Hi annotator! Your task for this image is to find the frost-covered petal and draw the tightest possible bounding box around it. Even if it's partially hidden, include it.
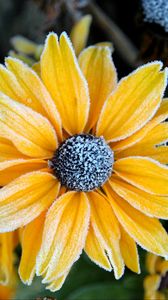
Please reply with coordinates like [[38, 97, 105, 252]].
[[19, 212, 45, 285], [5, 58, 62, 139], [36, 191, 90, 281], [79, 45, 117, 131], [120, 225, 140, 273], [45, 270, 70, 292], [0, 137, 27, 162], [114, 157, 168, 196], [41, 32, 90, 135], [0, 94, 57, 158], [115, 123, 168, 164], [0, 172, 60, 232], [97, 62, 167, 142], [0, 159, 47, 185], [110, 176, 168, 219], [104, 183, 168, 257], [87, 191, 124, 279], [85, 225, 112, 272], [112, 98, 168, 151]]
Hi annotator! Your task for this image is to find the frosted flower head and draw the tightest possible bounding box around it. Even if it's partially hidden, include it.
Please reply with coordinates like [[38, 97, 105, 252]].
[[0, 30, 167, 293]]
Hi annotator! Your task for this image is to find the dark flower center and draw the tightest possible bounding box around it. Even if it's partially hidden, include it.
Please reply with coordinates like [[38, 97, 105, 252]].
[[49, 134, 114, 191]]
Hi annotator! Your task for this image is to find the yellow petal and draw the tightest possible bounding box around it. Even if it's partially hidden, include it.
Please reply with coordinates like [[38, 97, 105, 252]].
[[11, 35, 38, 55], [114, 157, 168, 196], [0, 171, 60, 232], [138, 123, 168, 146], [0, 94, 57, 158], [0, 64, 42, 113], [120, 225, 140, 273], [13, 231, 19, 249], [156, 259, 168, 275], [70, 15, 92, 56], [142, 146, 168, 164], [146, 253, 159, 274], [45, 270, 70, 292], [115, 123, 168, 163], [5, 58, 62, 139], [32, 62, 41, 76], [97, 62, 167, 142], [115, 145, 168, 165], [87, 191, 124, 279], [144, 274, 161, 292], [79, 46, 117, 131], [19, 212, 45, 285], [144, 275, 162, 300], [96, 42, 114, 52], [41, 32, 90, 134], [10, 36, 43, 60], [0, 284, 14, 300], [0, 137, 27, 162], [85, 225, 112, 271], [0, 232, 14, 285], [112, 98, 168, 151], [110, 176, 168, 219], [36, 191, 90, 281], [0, 159, 47, 185], [104, 184, 168, 257], [0, 64, 28, 103], [8, 50, 35, 66]]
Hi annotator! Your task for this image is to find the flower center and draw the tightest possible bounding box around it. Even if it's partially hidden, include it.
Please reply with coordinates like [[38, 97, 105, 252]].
[[49, 134, 114, 191]]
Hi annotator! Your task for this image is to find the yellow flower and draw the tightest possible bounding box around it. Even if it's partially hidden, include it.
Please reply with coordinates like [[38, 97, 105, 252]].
[[0, 232, 18, 299], [144, 253, 168, 300], [0, 31, 168, 292]]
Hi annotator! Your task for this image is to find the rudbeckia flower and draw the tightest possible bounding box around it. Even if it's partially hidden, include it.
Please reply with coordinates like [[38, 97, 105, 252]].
[[0, 31, 168, 292], [144, 253, 168, 300]]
